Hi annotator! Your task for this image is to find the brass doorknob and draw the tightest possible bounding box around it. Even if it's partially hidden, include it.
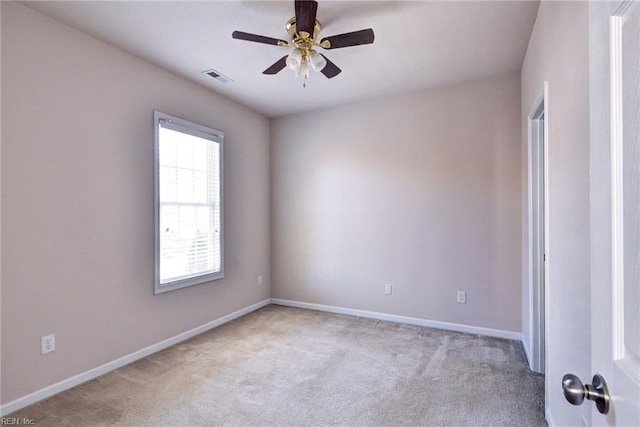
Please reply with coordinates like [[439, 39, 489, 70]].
[[562, 373, 610, 414]]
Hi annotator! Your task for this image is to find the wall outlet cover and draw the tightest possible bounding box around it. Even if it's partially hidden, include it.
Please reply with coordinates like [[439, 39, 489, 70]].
[[457, 291, 467, 304], [41, 334, 55, 354]]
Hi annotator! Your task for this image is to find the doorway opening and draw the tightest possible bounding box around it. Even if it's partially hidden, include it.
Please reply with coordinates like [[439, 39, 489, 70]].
[[528, 89, 547, 375]]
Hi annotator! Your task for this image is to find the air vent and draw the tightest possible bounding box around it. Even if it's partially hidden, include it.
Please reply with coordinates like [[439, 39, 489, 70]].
[[202, 68, 233, 84]]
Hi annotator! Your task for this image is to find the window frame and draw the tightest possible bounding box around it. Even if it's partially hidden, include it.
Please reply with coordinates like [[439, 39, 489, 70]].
[[153, 111, 224, 294]]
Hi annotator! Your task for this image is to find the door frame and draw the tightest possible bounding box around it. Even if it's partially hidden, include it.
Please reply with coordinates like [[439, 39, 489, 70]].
[[526, 83, 550, 381]]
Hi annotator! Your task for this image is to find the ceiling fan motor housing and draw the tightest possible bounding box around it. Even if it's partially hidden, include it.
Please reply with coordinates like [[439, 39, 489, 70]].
[[286, 17, 323, 48]]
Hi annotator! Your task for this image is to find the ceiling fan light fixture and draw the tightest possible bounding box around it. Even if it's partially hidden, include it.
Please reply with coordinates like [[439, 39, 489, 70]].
[[286, 48, 303, 70], [295, 60, 309, 78], [309, 50, 327, 71]]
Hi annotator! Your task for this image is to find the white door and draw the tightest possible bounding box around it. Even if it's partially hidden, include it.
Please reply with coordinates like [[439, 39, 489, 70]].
[[587, 0, 640, 425]]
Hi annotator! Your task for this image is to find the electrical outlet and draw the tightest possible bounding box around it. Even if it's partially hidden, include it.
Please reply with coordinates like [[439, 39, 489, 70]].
[[41, 334, 55, 354], [457, 291, 467, 304], [257, 275, 263, 286], [384, 284, 393, 295]]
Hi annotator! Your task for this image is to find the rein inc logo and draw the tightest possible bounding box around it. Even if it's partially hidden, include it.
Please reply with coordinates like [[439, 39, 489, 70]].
[[1, 418, 34, 425]]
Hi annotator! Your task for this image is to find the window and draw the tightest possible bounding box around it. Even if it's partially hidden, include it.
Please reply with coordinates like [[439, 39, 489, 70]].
[[154, 111, 223, 294]]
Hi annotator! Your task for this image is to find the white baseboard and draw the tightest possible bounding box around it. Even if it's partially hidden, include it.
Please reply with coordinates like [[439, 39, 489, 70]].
[[271, 298, 522, 341], [521, 336, 533, 368], [2, 298, 523, 416], [0, 299, 271, 417], [546, 407, 556, 427]]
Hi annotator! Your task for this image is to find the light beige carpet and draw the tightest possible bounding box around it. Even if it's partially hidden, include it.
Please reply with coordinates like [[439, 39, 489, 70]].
[[9, 305, 545, 426]]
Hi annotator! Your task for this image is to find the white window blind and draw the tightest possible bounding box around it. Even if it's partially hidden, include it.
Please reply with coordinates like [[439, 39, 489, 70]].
[[154, 112, 223, 294]]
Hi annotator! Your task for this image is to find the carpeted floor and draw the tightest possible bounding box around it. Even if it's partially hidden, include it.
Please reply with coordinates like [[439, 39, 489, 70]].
[[9, 305, 545, 426]]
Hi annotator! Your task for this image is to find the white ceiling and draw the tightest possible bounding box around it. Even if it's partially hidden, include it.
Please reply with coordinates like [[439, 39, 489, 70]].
[[25, 1, 540, 118]]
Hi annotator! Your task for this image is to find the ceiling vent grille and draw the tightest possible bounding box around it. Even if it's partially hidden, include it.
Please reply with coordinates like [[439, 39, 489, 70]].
[[202, 69, 233, 84]]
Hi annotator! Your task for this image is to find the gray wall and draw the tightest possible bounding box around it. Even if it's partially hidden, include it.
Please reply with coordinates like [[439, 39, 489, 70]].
[[1, 2, 270, 404], [271, 73, 522, 333], [520, 1, 591, 425]]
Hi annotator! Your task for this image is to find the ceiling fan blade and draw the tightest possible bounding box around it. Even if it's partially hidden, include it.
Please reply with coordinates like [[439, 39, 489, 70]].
[[320, 28, 375, 49], [319, 54, 341, 79], [263, 56, 289, 75], [232, 31, 288, 46], [295, 0, 318, 37]]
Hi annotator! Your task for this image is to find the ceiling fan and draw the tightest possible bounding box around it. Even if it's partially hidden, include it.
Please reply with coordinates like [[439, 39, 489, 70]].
[[232, 0, 375, 86]]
